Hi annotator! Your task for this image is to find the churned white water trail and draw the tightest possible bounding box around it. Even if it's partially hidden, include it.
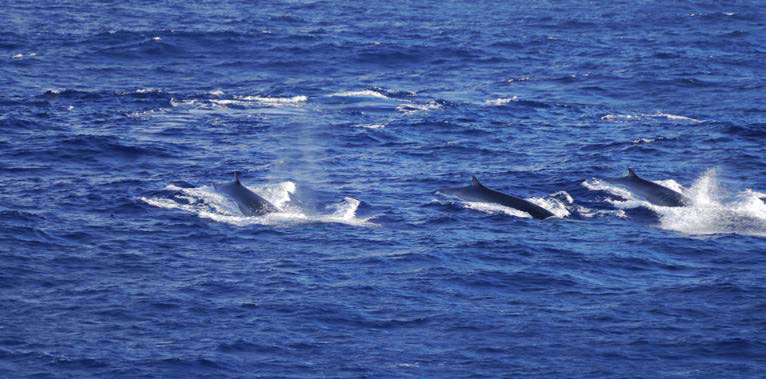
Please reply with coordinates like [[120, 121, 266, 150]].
[[584, 169, 766, 236], [141, 182, 377, 227]]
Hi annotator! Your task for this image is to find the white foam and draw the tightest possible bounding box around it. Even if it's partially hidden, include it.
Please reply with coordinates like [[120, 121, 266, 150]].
[[582, 178, 636, 200], [235, 95, 307, 105], [328, 90, 390, 99], [319, 197, 377, 226], [127, 108, 170, 119], [12, 52, 36, 59], [135, 88, 161, 94], [209, 89, 224, 96], [528, 191, 572, 218], [142, 182, 377, 227], [601, 113, 702, 123], [652, 113, 700, 122], [170, 98, 202, 107], [118, 88, 162, 96], [601, 114, 640, 121], [357, 124, 386, 129], [574, 206, 627, 219], [171, 95, 306, 109], [464, 202, 533, 218], [396, 101, 442, 114], [484, 97, 518, 106], [209, 99, 250, 106], [584, 169, 766, 237]]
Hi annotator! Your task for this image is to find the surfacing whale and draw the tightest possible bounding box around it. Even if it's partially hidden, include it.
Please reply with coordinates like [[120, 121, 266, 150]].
[[214, 172, 278, 216], [435, 176, 555, 219], [601, 168, 689, 207]]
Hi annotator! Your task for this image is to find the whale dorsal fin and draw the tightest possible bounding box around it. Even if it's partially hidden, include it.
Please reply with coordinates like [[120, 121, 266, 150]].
[[627, 167, 638, 177], [471, 176, 482, 187], [233, 171, 242, 183]]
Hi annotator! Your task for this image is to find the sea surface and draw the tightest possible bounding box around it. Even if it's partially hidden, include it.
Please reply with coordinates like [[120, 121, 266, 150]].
[[2, 1, 766, 377]]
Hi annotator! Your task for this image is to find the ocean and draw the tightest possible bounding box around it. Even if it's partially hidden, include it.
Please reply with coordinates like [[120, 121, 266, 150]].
[[1, 1, 765, 377]]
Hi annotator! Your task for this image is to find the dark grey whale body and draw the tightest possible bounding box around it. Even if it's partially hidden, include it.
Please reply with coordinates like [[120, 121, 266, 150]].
[[602, 168, 689, 207], [435, 176, 555, 219], [214, 172, 278, 216]]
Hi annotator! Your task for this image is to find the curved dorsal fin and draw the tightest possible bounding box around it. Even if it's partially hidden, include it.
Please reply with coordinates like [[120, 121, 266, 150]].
[[627, 167, 638, 177], [233, 171, 242, 183], [471, 176, 482, 187]]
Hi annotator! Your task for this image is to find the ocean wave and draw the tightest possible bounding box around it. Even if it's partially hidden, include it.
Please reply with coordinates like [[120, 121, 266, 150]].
[[142, 182, 377, 227], [170, 94, 307, 109], [356, 124, 386, 129], [328, 90, 390, 99], [326, 88, 416, 102], [42, 87, 172, 101], [95, 35, 183, 58], [127, 108, 170, 119], [631, 136, 668, 144], [396, 100, 445, 114], [119, 88, 164, 95], [601, 113, 702, 123], [235, 95, 307, 104], [484, 97, 518, 106]]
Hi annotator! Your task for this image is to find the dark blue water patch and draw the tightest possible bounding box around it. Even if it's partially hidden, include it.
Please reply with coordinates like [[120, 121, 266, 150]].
[[5, 134, 181, 164], [723, 122, 766, 138], [0, 32, 25, 49]]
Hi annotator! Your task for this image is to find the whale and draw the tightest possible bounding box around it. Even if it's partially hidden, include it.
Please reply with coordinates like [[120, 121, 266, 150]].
[[435, 176, 555, 219], [601, 168, 689, 207], [214, 172, 278, 216]]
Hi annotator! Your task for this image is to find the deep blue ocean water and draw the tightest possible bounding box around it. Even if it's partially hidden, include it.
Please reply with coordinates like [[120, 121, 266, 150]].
[[2, 1, 766, 377]]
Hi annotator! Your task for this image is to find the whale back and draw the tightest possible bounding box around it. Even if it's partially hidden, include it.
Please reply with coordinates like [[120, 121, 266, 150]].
[[603, 168, 688, 207], [214, 172, 278, 216], [437, 176, 554, 219]]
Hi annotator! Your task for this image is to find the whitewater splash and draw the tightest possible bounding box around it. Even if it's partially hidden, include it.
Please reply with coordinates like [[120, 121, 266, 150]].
[[141, 182, 377, 227], [584, 169, 766, 236]]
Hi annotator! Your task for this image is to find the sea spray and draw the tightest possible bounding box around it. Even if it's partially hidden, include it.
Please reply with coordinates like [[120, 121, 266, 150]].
[[141, 182, 376, 227], [585, 169, 766, 236]]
